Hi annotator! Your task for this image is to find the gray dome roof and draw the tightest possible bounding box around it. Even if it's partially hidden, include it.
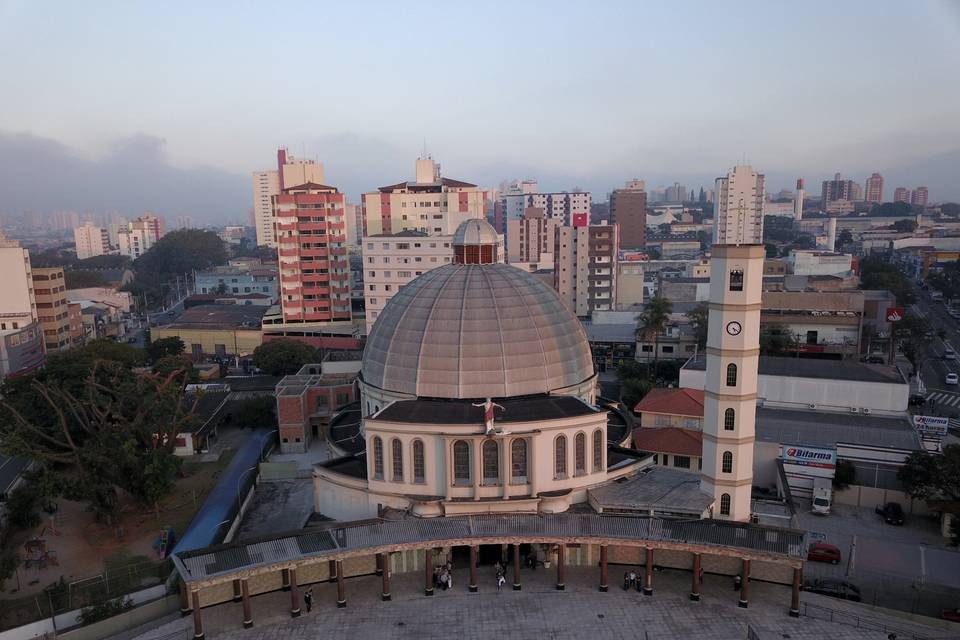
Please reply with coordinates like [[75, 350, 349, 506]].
[[362, 263, 595, 399], [452, 218, 499, 246]]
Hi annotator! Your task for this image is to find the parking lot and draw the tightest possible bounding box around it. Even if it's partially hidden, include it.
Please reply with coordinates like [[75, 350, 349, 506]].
[[794, 501, 960, 616]]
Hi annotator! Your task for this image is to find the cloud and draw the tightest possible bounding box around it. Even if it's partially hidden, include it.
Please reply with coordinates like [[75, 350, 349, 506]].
[[0, 131, 248, 223]]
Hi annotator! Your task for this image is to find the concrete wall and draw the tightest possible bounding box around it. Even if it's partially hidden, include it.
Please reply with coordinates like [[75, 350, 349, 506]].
[[833, 485, 931, 516]]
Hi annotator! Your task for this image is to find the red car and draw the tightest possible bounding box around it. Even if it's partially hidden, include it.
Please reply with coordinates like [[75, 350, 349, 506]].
[[943, 608, 960, 623], [807, 542, 842, 565]]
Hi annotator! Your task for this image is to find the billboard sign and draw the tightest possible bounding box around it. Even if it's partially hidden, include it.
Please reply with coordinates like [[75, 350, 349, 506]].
[[913, 415, 949, 436], [885, 307, 905, 322], [782, 445, 837, 469]]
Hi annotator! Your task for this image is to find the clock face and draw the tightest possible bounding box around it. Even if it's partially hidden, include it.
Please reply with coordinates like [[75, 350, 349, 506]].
[[726, 321, 742, 336]]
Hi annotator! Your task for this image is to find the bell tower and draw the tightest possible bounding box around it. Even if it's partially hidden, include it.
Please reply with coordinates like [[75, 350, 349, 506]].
[[701, 165, 765, 522]]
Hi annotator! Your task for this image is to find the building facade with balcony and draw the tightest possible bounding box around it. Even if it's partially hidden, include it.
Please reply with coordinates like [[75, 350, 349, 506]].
[[275, 182, 352, 325], [32, 267, 71, 352], [554, 223, 619, 317]]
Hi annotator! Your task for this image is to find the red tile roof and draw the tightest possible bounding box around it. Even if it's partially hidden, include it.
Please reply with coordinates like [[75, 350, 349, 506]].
[[634, 387, 705, 418], [632, 427, 703, 457]]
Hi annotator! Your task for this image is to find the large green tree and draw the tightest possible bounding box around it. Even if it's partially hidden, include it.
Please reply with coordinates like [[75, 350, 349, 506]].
[[685, 302, 709, 349], [252, 338, 318, 376], [858, 255, 915, 306], [759, 323, 797, 356], [133, 229, 227, 275], [147, 336, 186, 362], [635, 295, 673, 375], [899, 446, 960, 529]]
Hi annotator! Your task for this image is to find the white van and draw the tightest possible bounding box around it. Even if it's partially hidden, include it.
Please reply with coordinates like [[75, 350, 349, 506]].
[[812, 478, 832, 516]]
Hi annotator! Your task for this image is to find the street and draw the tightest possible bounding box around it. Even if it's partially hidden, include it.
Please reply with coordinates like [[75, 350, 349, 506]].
[[908, 285, 960, 413]]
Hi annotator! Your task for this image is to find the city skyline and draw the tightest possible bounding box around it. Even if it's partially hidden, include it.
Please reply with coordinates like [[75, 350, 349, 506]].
[[1, 1, 959, 222]]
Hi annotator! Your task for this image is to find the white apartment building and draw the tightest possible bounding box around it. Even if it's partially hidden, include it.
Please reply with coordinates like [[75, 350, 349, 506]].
[[554, 223, 618, 317], [252, 149, 326, 248], [361, 157, 485, 237], [73, 222, 111, 259], [0, 232, 38, 330], [362, 231, 454, 332], [714, 165, 765, 245], [118, 227, 154, 259], [506, 207, 560, 272], [501, 190, 592, 228]]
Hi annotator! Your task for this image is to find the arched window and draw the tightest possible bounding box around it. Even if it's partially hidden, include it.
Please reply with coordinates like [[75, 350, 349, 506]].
[[554, 435, 567, 479], [391, 438, 403, 482], [724, 408, 736, 431], [593, 429, 604, 472], [372, 436, 383, 480], [729, 269, 743, 292], [482, 440, 499, 485], [575, 432, 586, 476], [511, 439, 528, 483], [722, 451, 733, 473], [453, 440, 470, 485], [726, 363, 738, 387], [412, 439, 425, 484], [720, 493, 731, 516]]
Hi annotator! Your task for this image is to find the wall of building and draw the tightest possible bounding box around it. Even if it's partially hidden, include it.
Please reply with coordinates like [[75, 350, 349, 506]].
[[151, 327, 263, 357]]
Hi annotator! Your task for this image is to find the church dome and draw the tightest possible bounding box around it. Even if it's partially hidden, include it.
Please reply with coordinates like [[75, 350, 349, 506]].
[[452, 218, 500, 246], [361, 263, 595, 399]]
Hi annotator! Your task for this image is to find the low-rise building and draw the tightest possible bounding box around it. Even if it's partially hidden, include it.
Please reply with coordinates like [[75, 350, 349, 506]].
[[787, 250, 854, 277], [0, 323, 44, 379], [194, 265, 278, 303], [32, 267, 71, 352], [151, 304, 267, 360], [760, 290, 864, 357]]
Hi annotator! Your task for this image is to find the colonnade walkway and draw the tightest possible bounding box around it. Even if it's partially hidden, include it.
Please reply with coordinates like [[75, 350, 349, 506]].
[[136, 566, 957, 640]]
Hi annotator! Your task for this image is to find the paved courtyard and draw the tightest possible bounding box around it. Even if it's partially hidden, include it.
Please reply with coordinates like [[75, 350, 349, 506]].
[[131, 566, 958, 640]]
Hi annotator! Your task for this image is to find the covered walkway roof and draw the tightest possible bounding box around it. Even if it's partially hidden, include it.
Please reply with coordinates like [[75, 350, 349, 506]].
[[173, 513, 806, 587]]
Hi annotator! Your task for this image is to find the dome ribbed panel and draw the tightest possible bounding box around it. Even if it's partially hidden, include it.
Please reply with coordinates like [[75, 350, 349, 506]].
[[362, 263, 594, 399]]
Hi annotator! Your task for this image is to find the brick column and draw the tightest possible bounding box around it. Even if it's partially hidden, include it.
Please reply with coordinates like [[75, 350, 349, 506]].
[[289, 568, 301, 617], [179, 579, 192, 617], [376, 553, 383, 576], [738, 559, 750, 608], [789, 566, 802, 617], [690, 553, 701, 601], [381, 553, 391, 601], [328, 559, 337, 583], [513, 545, 521, 591], [336, 560, 346, 608], [599, 545, 608, 592], [469, 545, 478, 593], [241, 579, 252, 629], [643, 548, 653, 596], [232, 578, 241, 602], [425, 548, 434, 596], [191, 591, 204, 640], [556, 544, 565, 591], [281, 568, 291, 591]]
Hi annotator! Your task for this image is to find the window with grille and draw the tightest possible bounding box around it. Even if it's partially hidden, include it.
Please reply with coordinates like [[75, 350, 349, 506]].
[[391, 439, 403, 481], [555, 435, 567, 478], [726, 363, 738, 386], [372, 437, 383, 480], [482, 440, 499, 485], [511, 439, 527, 483], [453, 440, 470, 485], [724, 408, 735, 430], [593, 430, 603, 472], [720, 493, 731, 515], [575, 433, 586, 476], [412, 440, 425, 483], [722, 451, 733, 473]]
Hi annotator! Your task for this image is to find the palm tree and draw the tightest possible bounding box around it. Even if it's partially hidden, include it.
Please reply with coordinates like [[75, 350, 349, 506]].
[[635, 295, 673, 377]]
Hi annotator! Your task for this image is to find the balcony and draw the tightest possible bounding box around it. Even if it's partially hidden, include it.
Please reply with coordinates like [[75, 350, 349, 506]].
[[300, 247, 329, 258], [301, 273, 330, 283], [279, 247, 300, 257], [332, 286, 350, 294], [330, 247, 347, 257]]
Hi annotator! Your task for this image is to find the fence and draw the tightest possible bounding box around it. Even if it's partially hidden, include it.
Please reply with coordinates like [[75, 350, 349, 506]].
[[801, 601, 960, 640], [0, 557, 173, 633]]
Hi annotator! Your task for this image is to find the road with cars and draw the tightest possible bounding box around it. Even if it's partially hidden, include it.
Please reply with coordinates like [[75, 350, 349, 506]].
[[907, 285, 960, 412]]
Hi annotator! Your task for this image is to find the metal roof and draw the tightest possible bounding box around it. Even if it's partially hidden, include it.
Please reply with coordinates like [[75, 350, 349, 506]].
[[362, 263, 595, 399], [756, 407, 920, 451], [683, 354, 906, 385], [588, 467, 713, 515], [174, 513, 806, 584]]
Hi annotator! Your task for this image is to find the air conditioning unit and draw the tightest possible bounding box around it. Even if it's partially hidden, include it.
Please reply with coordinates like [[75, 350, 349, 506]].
[[862, 408, 871, 415], [808, 403, 816, 409], [850, 407, 859, 413]]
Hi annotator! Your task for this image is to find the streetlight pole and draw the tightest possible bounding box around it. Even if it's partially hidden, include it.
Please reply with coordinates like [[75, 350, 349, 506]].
[[236, 466, 258, 513]]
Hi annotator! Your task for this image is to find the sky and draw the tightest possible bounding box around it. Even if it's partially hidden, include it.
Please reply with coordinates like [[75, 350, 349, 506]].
[[1, 0, 959, 223]]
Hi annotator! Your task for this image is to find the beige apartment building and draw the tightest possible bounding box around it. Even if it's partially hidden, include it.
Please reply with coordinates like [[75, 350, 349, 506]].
[[74, 222, 111, 259], [252, 148, 326, 248], [554, 223, 619, 317], [505, 207, 559, 271], [0, 232, 38, 330], [361, 157, 485, 237], [609, 179, 647, 250], [32, 267, 71, 352]]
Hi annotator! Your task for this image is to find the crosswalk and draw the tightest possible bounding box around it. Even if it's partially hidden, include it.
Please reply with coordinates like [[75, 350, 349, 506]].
[[925, 391, 960, 409]]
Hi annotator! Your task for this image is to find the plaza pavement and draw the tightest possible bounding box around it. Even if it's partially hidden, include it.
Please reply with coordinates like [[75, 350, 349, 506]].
[[129, 565, 959, 640]]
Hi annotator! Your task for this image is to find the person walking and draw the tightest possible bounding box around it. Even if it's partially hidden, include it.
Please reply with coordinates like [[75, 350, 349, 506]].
[[304, 586, 313, 613], [496, 568, 505, 590]]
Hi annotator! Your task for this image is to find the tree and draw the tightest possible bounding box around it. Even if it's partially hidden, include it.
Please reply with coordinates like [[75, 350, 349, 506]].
[[635, 295, 673, 375], [765, 243, 778, 258], [870, 201, 912, 217], [133, 229, 227, 276], [833, 459, 856, 491], [928, 261, 960, 301], [645, 246, 662, 260], [658, 223, 672, 234], [793, 234, 816, 250], [252, 338, 318, 376], [686, 302, 709, 349], [620, 377, 653, 412], [763, 216, 796, 243], [892, 219, 917, 233], [65, 270, 108, 289], [760, 324, 796, 356], [859, 255, 915, 305], [152, 355, 199, 384], [147, 336, 186, 362], [898, 444, 960, 503], [233, 396, 277, 430], [941, 203, 960, 217], [836, 229, 853, 249], [4, 484, 42, 531]]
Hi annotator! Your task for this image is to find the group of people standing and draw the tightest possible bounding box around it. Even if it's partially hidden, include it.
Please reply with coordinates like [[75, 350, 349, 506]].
[[433, 560, 454, 590]]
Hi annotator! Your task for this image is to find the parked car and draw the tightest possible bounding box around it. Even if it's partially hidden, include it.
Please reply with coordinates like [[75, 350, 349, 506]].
[[875, 501, 905, 525], [947, 373, 959, 385], [942, 608, 960, 623], [803, 578, 861, 602], [944, 348, 956, 360], [862, 355, 885, 364], [909, 394, 926, 406], [807, 542, 842, 564]]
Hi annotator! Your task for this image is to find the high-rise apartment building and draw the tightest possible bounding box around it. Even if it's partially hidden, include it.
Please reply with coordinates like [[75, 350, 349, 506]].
[[609, 179, 647, 249], [74, 222, 111, 259], [361, 156, 485, 237], [820, 173, 861, 210], [911, 186, 929, 207], [893, 187, 910, 203], [714, 165, 765, 245], [701, 164, 766, 522], [0, 233, 44, 378], [506, 208, 559, 271], [665, 182, 688, 203], [553, 223, 618, 317], [500, 189, 592, 228], [252, 149, 326, 248], [32, 267, 71, 352], [275, 182, 352, 325], [864, 173, 884, 204], [118, 213, 165, 259]]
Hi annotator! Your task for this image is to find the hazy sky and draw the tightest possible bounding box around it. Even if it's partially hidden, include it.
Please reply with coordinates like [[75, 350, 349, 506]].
[[1, 0, 959, 222]]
